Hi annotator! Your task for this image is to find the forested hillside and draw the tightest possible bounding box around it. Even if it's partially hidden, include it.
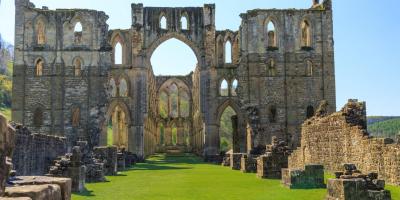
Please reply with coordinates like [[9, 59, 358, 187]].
[[0, 34, 13, 118], [368, 116, 400, 139]]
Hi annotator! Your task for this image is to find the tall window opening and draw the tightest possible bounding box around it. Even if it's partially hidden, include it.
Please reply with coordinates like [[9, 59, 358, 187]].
[[219, 106, 237, 152], [180, 15, 188, 30], [306, 60, 313, 76], [301, 20, 311, 47], [220, 79, 228, 96], [231, 79, 238, 96], [72, 107, 80, 127], [306, 106, 315, 119], [267, 59, 277, 76], [36, 20, 46, 45], [74, 58, 82, 76], [74, 22, 83, 44], [225, 40, 232, 63], [35, 58, 43, 76], [119, 78, 128, 97], [114, 42, 122, 65], [160, 15, 167, 29], [267, 21, 277, 48], [109, 105, 128, 148], [171, 123, 177, 146]]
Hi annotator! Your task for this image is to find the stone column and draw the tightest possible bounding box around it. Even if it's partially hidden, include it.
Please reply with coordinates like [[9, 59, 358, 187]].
[[165, 126, 172, 146], [177, 126, 184, 145], [231, 115, 239, 153]]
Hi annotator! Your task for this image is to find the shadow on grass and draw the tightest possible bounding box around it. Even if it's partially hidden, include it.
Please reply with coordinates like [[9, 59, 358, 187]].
[[73, 189, 95, 197], [133, 163, 193, 171]]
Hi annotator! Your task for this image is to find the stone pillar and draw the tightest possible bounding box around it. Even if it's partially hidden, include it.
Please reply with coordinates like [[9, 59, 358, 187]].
[[165, 126, 172, 146], [69, 146, 86, 193], [231, 115, 239, 153], [177, 126, 184, 145]]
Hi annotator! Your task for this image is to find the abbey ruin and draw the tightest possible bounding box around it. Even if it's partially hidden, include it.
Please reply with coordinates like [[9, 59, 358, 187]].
[[1, 0, 398, 199], [11, 0, 335, 159]]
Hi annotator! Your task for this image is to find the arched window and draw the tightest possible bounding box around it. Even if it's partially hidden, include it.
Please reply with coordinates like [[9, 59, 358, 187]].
[[33, 107, 43, 127], [36, 20, 46, 45], [180, 15, 188, 30], [180, 90, 190, 117], [74, 22, 83, 44], [119, 78, 128, 97], [160, 15, 167, 29], [35, 58, 43, 76], [74, 58, 82, 76], [267, 59, 277, 76], [267, 21, 277, 48], [159, 91, 169, 118], [231, 79, 238, 96], [72, 107, 80, 127], [306, 60, 313, 76], [301, 20, 311, 47], [109, 78, 117, 97], [171, 123, 177, 146], [220, 79, 228, 96], [306, 105, 315, 119], [225, 40, 232, 63], [114, 42, 122, 65], [269, 106, 277, 123]]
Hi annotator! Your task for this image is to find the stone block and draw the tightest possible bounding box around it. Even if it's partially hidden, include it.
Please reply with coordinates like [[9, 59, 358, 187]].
[[281, 164, 325, 189], [5, 184, 62, 200], [230, 153, 243, 170], [12, 176, 71, 200], [93, 146, 118, 176], [240, 154, 257, 173]]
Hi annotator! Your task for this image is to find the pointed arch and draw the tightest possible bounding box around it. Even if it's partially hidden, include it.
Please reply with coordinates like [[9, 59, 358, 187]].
[[301, 20, 312, 47], [74, 22, 83, 32], [35, 19, 46, 45], [111, 33, 125, 65], [266, 20, 277, 48], [119, 77, 129, 97], [231, 79, 238, 96], [74, 22, 83, 44], [160, 14, 167, 30], [220, 79, 228, 96], [180, 13, 189, 30], [114, 42, 123, 65], [34, 57, 44, 76], [225, 40, 232, 64], [73, 57, 83, 76], [109, 78, 117, 97]]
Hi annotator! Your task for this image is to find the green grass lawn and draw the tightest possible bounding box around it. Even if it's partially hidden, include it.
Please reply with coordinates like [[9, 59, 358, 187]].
[[0, 107, 11, 121], [73, 154, 331, 200]]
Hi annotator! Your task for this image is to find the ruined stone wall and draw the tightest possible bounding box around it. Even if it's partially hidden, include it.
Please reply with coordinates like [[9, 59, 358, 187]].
[[238, 0, 335, 149], [289, 100, 400, 185], [12, 0, 110, 149], [12, 123, 67, 176]]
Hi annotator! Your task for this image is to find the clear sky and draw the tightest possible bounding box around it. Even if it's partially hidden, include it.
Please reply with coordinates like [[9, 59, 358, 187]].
[[0, 0, 399, 116]]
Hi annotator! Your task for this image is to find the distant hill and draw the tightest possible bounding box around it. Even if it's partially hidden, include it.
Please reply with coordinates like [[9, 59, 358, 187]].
[[367, 116, 400, 139], [0, 33, 13, 108]]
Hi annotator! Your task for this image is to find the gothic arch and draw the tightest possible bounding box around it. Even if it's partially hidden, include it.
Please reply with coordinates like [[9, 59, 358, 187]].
[[105, 100, 132, 125], [111, 32, 126, 65], [264, 17, 279, 48], [33, 15, 48, 45], [299, 16, 314, 48], [146, 32, 202, 70], [215, 99, 241, 122]]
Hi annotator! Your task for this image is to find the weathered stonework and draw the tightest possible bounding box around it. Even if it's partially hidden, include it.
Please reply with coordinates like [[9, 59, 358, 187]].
[[12, 0, 336, 158], [240, 154, 257, 173], [325, 164, 391, 200], [93, 146, 118, 176], [289, 100, 400, 185], [256, 137, 291, 179], [230, 153, 244, 170], [0, 114, 15, 197], [281, 164, 325, 189], [11, 176, 72, 200]]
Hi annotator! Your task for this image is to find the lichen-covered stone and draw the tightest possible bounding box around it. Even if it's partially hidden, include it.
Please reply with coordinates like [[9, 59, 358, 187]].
[[5, 184, 62, 200], [282, 164, 325, 189], [93, 146, 117, 176], [11, 176, 71, 200], [289, 100, 400, 185]]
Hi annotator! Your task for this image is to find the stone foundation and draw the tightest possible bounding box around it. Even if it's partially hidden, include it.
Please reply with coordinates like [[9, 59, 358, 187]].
[[256, 137, 291, 179], [4, 184, 61, 200], [11, 123, 67, 176], [11, 176, 71, 200], [281, 164, 325, 189], [240, 154, 257, 173], [230, 153, 244, 170], [93, 146, 117, 176], [289, 100, 400, 185]]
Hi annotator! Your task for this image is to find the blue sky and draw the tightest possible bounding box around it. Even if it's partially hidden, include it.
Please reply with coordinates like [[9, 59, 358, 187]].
[[0, 0, 399, 116]]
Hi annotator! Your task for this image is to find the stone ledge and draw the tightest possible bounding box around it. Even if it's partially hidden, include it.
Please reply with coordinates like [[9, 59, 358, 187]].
[[11, 176, 71, 200], [5, 184, 62, 200]]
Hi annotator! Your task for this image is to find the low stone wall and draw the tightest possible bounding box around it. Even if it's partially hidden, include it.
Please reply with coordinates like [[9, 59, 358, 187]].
[[281, 164, 325, 189], [240, 154, 257, 173], [93, 146, 117, 176], [289, 100, 400, 185], [11, 123, 67, 176]]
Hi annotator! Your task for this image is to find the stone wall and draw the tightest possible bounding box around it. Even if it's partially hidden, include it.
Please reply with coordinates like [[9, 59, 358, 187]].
[[289, 100, 400, 185], [11, 123, 67, 176], [0, 113, 15, 197]]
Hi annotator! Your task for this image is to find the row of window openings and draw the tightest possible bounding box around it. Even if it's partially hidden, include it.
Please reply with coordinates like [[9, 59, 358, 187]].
[[34, 58, 84, 76], [36, 21, 83, 46], [264, 21, 312, 49], [266, 105, 315, 124], [220, 79, 238, 96], [159, 15, 188, 30]]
